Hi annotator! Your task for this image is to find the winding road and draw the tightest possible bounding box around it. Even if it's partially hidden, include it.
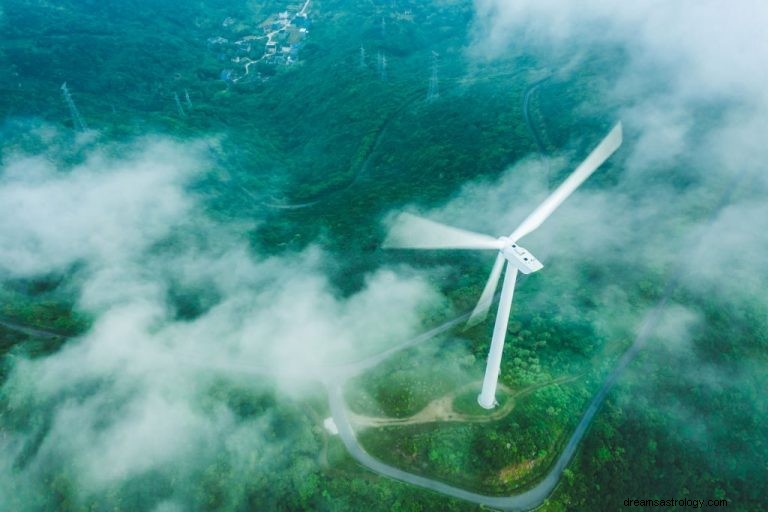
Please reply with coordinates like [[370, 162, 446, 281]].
[[0, 233, 725, 512], [522, 76, 551, 155], [326, 295, 674, 511], [317, 75, 747, 509], [0, 277, 681, 512], [0, 319, 64, 340], [0, 75, 635, 511], [2, 70, 747, 511], [319, 82, 749, 509], [262, 68, 542, 210], [262, 87, 426, 210]]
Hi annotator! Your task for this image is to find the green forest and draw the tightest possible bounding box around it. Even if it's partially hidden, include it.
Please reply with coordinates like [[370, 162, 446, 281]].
[[0, 0, 766, 511]]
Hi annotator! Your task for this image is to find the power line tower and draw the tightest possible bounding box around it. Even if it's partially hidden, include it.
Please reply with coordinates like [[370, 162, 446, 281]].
[[427, 51, 440, 102], [359, 44, 367, 69], [60, 82, 87, 132], [381, 17, 387, 38], [382, 54, 388, 81], [378, 51, 387, 81], [174, 92, 187, 117], [184, 89, 193, 109]]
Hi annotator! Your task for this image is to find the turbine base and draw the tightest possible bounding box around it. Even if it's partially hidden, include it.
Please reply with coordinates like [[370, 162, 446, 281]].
[[477, 394, 497, 410]]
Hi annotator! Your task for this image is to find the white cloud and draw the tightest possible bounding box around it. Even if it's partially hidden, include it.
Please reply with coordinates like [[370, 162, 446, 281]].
[[0, 140, 199, 277], [472, 0, 768, 97], [462, 0, 768, 470], [0, 133, 442, 505]]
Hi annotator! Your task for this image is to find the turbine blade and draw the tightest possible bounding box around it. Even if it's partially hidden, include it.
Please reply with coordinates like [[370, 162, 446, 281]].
[[383, 212, 503, 250], [509, 122, 623, 242], [466, 253, 506, 327]]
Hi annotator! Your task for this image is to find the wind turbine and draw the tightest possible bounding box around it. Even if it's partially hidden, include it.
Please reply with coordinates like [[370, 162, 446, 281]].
[[384, 123, 623, 409]]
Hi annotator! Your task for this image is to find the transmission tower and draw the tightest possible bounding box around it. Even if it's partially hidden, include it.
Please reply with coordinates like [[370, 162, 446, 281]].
[[359, 44, 367, 69], [427, 51, 440, 101], [174, 92, 187, 117], [60, 82, 87, 132], [184, 88, 193, 109], [378, 51, 388, 81]]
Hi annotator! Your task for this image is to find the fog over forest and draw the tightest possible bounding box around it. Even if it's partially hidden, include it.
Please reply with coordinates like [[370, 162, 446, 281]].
[[0, 1, 765, 510]]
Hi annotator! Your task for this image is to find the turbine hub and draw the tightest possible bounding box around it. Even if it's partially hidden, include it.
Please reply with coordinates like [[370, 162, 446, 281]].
[[501, 241, 543, 275]]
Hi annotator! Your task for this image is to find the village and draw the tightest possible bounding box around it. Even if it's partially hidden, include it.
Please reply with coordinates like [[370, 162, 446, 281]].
[[206, 0, 312, 83]]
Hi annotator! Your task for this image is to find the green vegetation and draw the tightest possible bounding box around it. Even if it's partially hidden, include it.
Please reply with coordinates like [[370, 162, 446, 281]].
[[0, 0, 766, 511], [1, 280, 89, 337], [452, 387, 510, 415], [545, 295, 768, 510], [358, 384, 582, 494], [345, 339, 480, 418]]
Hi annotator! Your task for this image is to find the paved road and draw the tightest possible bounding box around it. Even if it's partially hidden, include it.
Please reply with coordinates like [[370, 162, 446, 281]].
[[0, 282, 678, 512], [263, 68, 541, 210], [0, 319, 64, 340], [326, 294, 674, 511], [324, 75, 750, 509], [522, 76, 551, 155], [262, 87, 427, 210], [0, 250, 706, 511], [0, 74, 665, 511]]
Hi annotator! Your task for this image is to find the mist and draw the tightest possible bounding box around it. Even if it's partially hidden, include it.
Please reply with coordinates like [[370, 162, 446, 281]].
[[364, 1, 768, 495], [462, 0, 768, 323], [431, 0, 768, 488], [0, 131, 442, 510], [1, 1, 766, 508]]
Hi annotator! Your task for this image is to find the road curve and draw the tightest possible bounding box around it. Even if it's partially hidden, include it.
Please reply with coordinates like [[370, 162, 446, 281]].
[[262, 68, 541, 210], [262, 88, 426, 210], [327, 295, 672, 511], [522, 76, 551, 155], [3, 68, 747, 510], [0, 74, 634, 510], [0, 318, 64, 340], [326, 73, 749, 507]]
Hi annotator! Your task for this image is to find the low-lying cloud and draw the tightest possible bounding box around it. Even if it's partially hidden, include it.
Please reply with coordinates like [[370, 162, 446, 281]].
[[452, 0, 768, 481], [0, 132, 441, 509], [459, 0, 768, 308]]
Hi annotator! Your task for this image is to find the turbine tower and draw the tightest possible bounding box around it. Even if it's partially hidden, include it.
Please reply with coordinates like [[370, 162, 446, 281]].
[[384, 123, 623, 409], [60, 82, 87, 132]]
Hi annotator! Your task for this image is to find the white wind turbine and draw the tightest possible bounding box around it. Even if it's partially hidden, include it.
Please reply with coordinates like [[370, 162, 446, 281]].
[[384, 123, 623, 409]]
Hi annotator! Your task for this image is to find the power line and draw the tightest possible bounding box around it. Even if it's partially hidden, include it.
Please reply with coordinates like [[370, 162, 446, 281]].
[[174, 92, 187, 117], [60, 82, 87, 132]]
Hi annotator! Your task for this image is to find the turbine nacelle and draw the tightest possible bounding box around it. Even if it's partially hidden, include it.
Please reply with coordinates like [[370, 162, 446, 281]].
[[498, 237, 543, 275]]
